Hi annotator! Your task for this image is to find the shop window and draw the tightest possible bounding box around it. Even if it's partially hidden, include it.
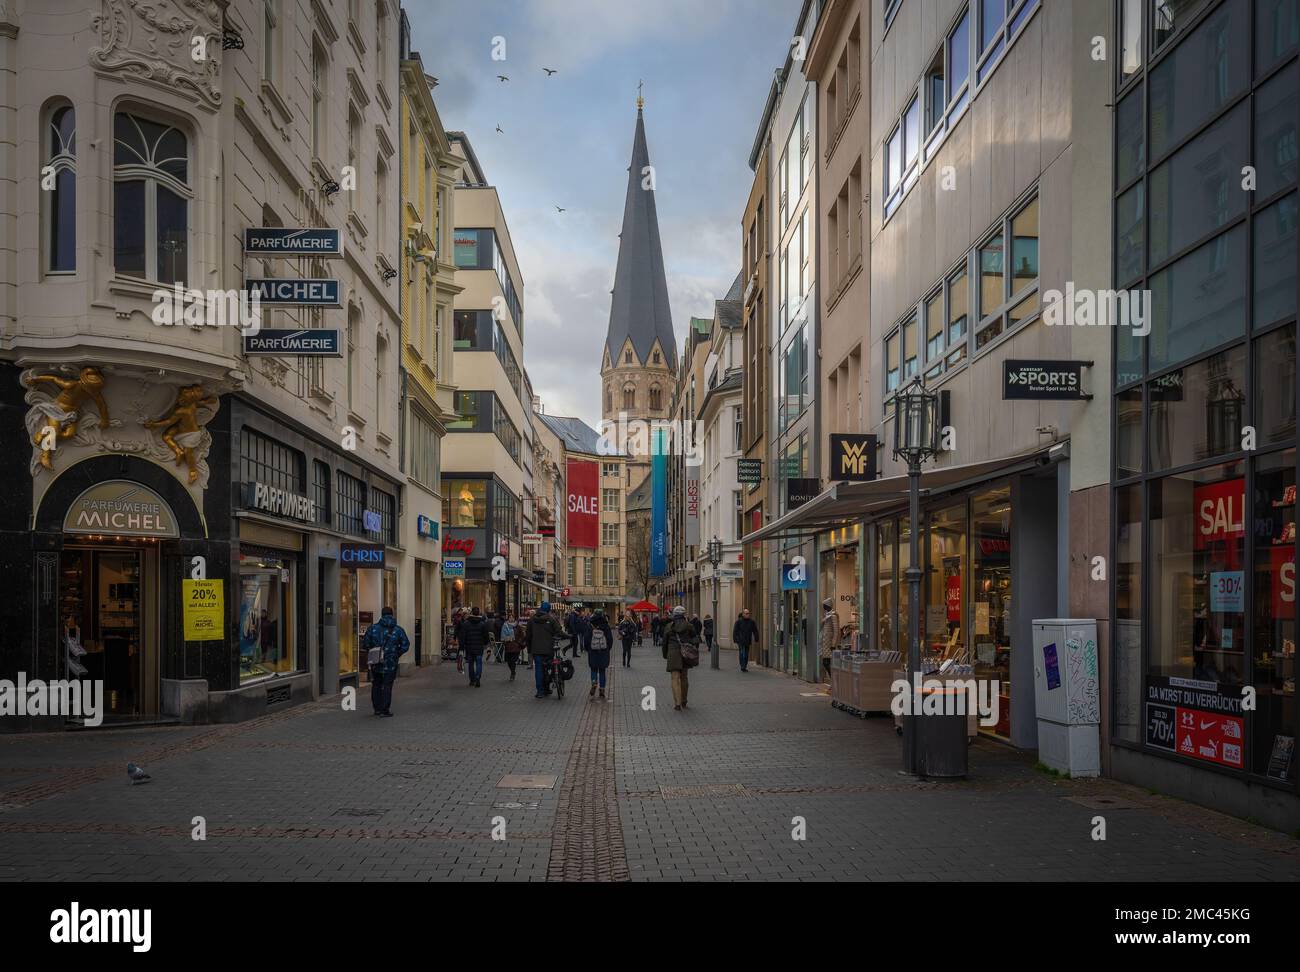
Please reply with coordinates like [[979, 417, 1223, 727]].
[[1149, 1, 1247, 161], [240, 426, 305, 494], [1255, 324, 1297, 446], [1251, 449, 1297, 781], [313, 460, 331, 526], [1150, 103, 1247, 267], [876, 521, 897, 653], [113, 111, 190, 285], [1256, 0, 1300, 78], [336, 470, 366, 535], [44, 104, 76, 274], [1114, 484, 1144, 744], [897, 516, 914, 663], [1148, 345, 1246, 471], [972, 487, 1012, 739], [926, 504, 968, 664], [238, 552, 295, 684], [1254, 192, 1298, 330], [449, 479, 487, 528], [1147, 225, 1247, 372], [1149, 460, 1247, 684]]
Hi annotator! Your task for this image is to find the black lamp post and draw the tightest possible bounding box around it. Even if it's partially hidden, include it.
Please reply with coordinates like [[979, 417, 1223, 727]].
[[707, 536, 722, 670], [891, 378, 940, 776]]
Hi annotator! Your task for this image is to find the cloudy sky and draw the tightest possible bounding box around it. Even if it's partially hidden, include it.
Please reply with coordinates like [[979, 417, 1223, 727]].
[[409, 0, 800, 427]]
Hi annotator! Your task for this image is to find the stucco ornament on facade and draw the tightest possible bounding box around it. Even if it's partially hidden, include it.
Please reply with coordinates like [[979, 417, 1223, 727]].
[[90, 0, 226, 109]]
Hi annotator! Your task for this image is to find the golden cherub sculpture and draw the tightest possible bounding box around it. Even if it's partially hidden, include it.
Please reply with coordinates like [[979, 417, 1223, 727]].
[[145, 385, 218, 484], [24, 367, 110, 470]]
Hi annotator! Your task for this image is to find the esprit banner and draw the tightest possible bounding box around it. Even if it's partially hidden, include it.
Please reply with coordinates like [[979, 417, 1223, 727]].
[[685, 463, 701, 547], [566, 458, 599, 549]]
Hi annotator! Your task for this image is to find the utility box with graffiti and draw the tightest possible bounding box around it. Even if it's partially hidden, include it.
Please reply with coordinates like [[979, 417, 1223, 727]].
[[1032, 619, 1100, 778]]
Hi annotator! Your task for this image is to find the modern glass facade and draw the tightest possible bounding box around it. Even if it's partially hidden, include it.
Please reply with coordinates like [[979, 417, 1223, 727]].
[[1112, 0, 1298, 786]]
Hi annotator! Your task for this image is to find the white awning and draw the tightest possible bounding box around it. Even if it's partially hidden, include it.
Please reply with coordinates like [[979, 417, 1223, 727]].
[[745, 445, 1060, 544]]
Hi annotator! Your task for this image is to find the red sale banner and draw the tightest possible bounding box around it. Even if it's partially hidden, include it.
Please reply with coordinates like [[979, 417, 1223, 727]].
[[1269, 546, 1296, 618], [1193, 478, 1245, 553], [1174, 706, 1244, 768], [566, 458, 599, 549], [946, 574, 962, 622]]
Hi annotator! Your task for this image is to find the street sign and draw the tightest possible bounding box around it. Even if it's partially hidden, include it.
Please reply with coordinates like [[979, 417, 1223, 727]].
[[829, 433, 877, 482], [244, 329, 341, 356], [245, 278, 342, 307], [1003, 359, 1092, 400], [244, 227, 343, 257], [522, 533, 543, 545], [737, 458, 763, 485]]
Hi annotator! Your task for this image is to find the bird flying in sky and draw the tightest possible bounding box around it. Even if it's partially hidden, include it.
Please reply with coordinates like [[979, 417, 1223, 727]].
[[543, 68, 558, 76], [497, 74, 509, 82]]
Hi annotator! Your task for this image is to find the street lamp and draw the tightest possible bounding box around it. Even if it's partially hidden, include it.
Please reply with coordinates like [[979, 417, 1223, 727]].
[[706, 536, 722, 670], [891, 378, 940, 776]]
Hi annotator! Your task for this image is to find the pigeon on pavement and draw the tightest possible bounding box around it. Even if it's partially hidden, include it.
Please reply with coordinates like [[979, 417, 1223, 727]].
[[127, 762, 151, 784]]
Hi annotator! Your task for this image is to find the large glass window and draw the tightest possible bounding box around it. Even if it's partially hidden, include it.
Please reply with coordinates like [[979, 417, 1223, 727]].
[[448, 479, 487, 528], [1114, 484, 1144, 743], [876, 521, 897, 653], [1149, 345, 1246, 470], [1120, 0, 1143, 84], [972, 487, 1012, 739], [113, 112, 189, 285], [1148, 224, 1247, 371], [1254, 62, 1298, 200], [1255, 193, 1298, 328], [238, 553, 295, 684], [1149, 461, 1247, 683], [1115, 182, 1146, 285], [1252, 449, 1297, 780], [1117, 84, 1146, 187], [926, 503, 968, 665], [45, 105, 76, 273], [1257, 0, 1300, 76], [1152, 0, 1213, 51], [336, 471, 366, 536], [240, 426, 305, 494], [1117, 388, 1144, 478]]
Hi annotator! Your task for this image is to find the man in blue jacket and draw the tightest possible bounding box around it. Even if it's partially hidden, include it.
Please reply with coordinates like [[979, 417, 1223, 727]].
[[362, 607, 410, 717]]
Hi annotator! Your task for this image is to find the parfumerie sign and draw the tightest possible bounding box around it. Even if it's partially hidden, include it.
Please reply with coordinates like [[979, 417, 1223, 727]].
[[245, 482, 317, 523], [1003, 359, 1092, 400], [244, 227, 343, 257], [63, 481, 179, 538], [244, 329, 341, 356]]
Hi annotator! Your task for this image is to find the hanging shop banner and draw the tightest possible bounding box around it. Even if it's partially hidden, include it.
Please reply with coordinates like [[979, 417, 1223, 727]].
[[781, 561, 810, 591], [244, 227, 343, 257], [1002, 359, 1091, 400], [416, 515, 439, 540], [182, 579, 224, 641], [787, 477, 821, 510], [1193, 478, 1244, 569], [685, 463, 701, 547], [650, 429, 669, 577], [63, 480, 180, 538], [245, 278, 342, 308], [1269, 546, 1295, 617], [566, 458, 600, 549], [946, 573, 962, 622], [443, 559, 466, 578], [341, 543, 386, 568], [1145, 676, 1245, 769], [243, 329, 341, 356], [829, 433, 877, 482], [738, 458, 763, 485]]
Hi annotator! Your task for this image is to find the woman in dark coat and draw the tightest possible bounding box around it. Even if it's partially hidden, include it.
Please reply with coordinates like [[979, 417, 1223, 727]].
[[587, 610, 614, 700]]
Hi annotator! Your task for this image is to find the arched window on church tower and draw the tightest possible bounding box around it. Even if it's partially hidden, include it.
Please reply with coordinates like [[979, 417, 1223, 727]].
[[649, 385, 662, 410], [605, 384, 612, 413], [623, 384, 636, 410], [652, 350, 661, 365]]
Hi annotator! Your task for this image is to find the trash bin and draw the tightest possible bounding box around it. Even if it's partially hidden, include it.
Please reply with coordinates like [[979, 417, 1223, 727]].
[[913, 685, 969, 778]]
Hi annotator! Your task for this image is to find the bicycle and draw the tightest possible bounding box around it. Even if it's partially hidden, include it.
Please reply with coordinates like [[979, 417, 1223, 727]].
[[541, 638, 573, 700]]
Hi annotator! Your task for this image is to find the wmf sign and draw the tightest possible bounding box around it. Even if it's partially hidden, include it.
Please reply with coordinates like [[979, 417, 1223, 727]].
[[830, 433, 877, 482]]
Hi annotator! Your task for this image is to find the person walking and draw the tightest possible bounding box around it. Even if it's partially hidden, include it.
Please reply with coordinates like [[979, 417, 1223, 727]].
[[526, 601, 564, 699], [458, 606, 490, 687], [362, 607, 410, 717], [662, 605, 700, 711], [500, 612, 519, 679], [617, 614, 638, 667], [651, 614, 663, 647], [702, 614, 715, 653], [733, 608, 759, 673], [568, 607, 591, 659], [587, 609, 614, 700], [819, 598, 841, 684], [690, 613, 703, 638]]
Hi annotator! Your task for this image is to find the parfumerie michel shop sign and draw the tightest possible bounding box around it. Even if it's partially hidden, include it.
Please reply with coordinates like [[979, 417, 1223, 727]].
[[63, 481, 180, 538], [245, 481, 317, 523]]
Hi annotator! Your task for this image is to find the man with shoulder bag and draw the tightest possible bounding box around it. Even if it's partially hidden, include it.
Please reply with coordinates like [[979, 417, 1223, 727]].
[[662, 605, 700, 711]]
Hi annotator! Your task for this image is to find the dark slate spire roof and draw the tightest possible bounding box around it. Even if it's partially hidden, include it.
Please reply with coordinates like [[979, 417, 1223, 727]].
[[606, 108, 676, 370]]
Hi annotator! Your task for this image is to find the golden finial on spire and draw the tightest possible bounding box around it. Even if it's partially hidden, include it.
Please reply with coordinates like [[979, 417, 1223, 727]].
[[637, 80, 644, 110]]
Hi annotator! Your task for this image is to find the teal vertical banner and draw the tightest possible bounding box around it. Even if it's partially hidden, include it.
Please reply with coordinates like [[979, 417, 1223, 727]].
[[650, 428, 669, 577]]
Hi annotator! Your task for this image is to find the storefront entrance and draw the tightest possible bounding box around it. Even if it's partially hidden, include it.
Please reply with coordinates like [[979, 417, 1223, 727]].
[[59, 546, 153, 719]]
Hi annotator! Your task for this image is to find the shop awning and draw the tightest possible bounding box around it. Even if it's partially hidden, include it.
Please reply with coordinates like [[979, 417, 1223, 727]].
[[745, 445, 1061, 544], [519, 575, 561, 596]]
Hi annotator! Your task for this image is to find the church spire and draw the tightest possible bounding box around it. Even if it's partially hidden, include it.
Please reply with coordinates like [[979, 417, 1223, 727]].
[[604, 103, 676, 372]]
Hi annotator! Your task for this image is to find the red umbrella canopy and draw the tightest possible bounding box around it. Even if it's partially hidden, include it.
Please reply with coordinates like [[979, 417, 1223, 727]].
[[629, 600, 658, 613]]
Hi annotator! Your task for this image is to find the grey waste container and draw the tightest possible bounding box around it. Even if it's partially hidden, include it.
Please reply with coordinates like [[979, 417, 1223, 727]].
[[914, 685, 968, 778]]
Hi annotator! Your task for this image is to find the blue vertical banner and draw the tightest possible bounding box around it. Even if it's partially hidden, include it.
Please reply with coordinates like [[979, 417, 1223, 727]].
[[650, 428, 669, 577]]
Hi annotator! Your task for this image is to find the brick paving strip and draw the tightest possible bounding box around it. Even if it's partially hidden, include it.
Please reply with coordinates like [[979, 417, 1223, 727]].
[[546, 664, 630, 882], [0, 821, 551, 841]]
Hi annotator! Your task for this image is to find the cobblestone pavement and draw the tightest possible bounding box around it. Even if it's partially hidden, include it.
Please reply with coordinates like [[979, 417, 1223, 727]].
[[0, 645, 1297, 881]]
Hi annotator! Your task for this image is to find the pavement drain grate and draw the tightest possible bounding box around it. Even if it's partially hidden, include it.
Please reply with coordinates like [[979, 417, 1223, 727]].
[[1064, 794, 1145, 810], [493, 801, 541, 810], [333, 807, 386, 818], [497, 774, 557, 789], [660, 783, 750, 799]]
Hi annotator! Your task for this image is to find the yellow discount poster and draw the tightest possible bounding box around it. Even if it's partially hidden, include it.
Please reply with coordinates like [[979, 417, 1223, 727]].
[[183, 579, 224, 641]]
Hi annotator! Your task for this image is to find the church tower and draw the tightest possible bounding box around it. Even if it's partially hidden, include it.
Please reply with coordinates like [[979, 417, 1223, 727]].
[[601, 92, 677, 493]]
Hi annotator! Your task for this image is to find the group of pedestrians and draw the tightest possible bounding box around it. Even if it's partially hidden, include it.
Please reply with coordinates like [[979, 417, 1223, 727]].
[[362, 600, 774, 717]]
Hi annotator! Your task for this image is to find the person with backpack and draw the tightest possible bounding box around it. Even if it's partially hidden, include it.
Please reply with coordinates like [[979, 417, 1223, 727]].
[[662, 605, 700, 711], [362, 607, 410, 717], [526, 601, 564, 699], [587, 609, 614, 699], [457, 606, 490, 688], [617, 614, 638, 667], [732, 608, 759, 673]]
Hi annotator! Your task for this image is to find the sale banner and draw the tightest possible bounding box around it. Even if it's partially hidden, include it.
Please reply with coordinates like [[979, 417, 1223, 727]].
[[566, 458, 599, 549], [183, 579, 225, 641], [946, 574, 962, 622], [1174, 706, 1244, 768], [1193, 478, 1245, 562], [1269, 546, 1296, 618]]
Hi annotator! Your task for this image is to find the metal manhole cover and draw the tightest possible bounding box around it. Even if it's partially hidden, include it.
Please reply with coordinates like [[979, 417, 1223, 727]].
[[1064, 794, 1144, 810], [493, 801, 542, 810], [660, 783, 749, 799], [497, 774, 556, 789], [333, 807, 385, 817]]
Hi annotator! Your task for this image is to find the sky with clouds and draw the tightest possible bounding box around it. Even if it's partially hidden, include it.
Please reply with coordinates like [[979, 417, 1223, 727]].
[[408, 0, 801, 427]]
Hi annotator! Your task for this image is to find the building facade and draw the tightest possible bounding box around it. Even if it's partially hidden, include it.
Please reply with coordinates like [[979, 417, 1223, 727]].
[[1, 0, 407, 726]]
